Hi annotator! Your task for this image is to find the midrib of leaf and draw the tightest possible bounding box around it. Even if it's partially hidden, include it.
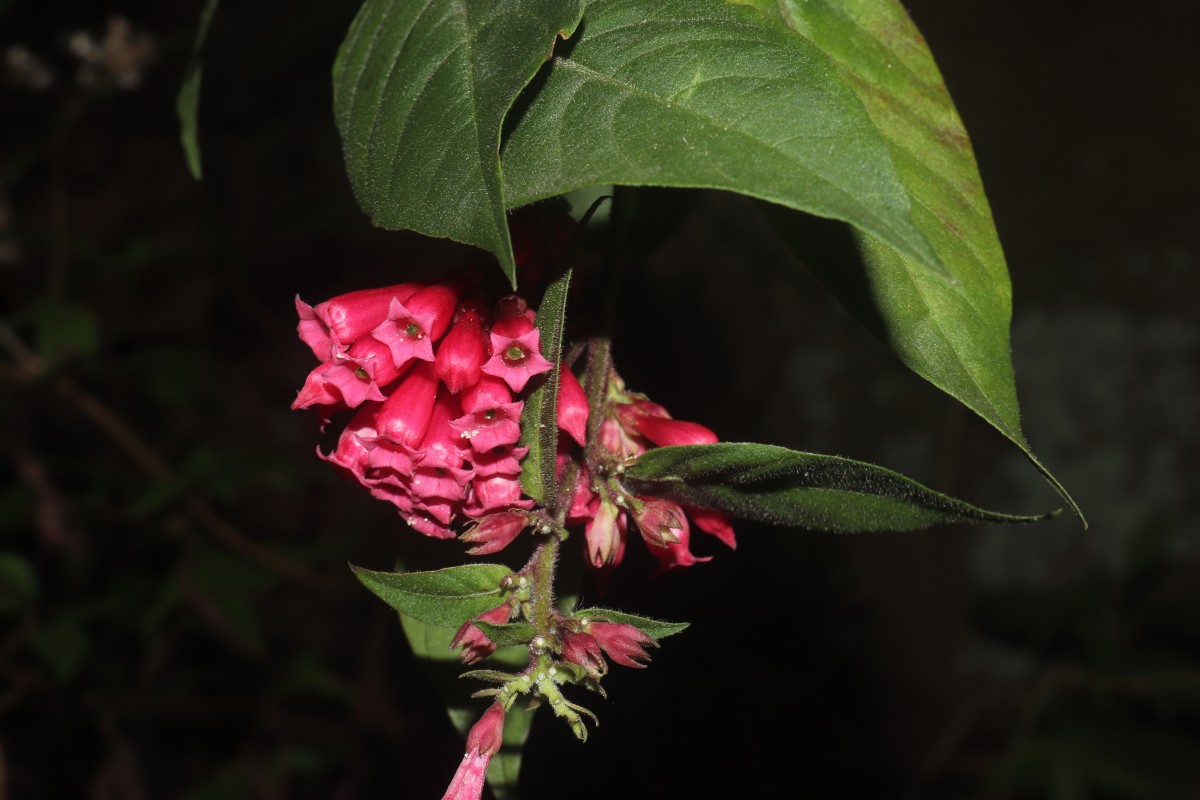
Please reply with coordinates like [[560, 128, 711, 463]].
[[508, 55, 940, 275]]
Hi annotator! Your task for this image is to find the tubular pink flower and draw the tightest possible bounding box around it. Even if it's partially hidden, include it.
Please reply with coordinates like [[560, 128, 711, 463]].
[[317, 402, 380, 483], [468, 474, 533, 515], [556, 365, 589, 447], [600, 417, 644, 460], [647, 511, 711, 572], [687, 505, 737, 549], [450, 603, 512, 664], [480, 326, 553, 393], [589, 621, 656, 668], [626, 412, 718, 447], [435, 310, 487, 393], [471, 445, 527, 478], [460, 510, 529, 555], [418, 394, 469, 470], [296, 283, 420, 360], [372, 284, 459, 368], [377, 361, 440, 449], [460, 375, 513, 414], [441, 702, 506, 800], [450, 402, 524, 453]]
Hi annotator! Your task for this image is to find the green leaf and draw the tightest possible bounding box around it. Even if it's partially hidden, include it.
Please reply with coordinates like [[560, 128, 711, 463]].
[[333, 0, 585, 286], [0, 552, 38, 615], [400, 614, 533, 800], [571, 608, 689, 640], [472, 620, 537, 647], [623, 443, 1054, 532], [518, 267, 572, 504], [501, 0, 942, 277], [735, 0, 1082, 522], [176, 0, 221, 181], [352, 563, 511, 628]]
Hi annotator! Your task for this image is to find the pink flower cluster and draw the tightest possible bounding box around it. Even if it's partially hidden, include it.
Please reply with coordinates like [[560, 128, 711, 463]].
[[292, 280, 556, 539], [566, 396, 737, 572]]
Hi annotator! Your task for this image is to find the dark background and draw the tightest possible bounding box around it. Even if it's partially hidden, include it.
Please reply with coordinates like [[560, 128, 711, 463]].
[[2, 1, 1198, 798]]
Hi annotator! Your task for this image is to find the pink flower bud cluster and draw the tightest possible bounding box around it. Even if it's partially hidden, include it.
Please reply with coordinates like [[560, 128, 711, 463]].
[[567, 397, 737, 572], [292, 281, 556, 539]]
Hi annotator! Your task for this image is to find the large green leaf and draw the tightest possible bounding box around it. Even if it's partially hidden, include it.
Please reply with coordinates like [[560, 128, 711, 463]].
[[400, 614, 532, 800], [518, 268, 571, 505], [351, 563, 510, 628], [501, 0, 942, 276], [333, 0, 585, 286], [735, 0, 1081, 521], [623, 443, 1054, 532]]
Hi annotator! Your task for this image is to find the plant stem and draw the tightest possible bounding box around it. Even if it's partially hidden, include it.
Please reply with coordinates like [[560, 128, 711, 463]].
[[527, 532, 560, 634]]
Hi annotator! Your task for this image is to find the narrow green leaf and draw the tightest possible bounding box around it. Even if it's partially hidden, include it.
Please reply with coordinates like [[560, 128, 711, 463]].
[[736, 0, 1082, 522], [351, 563, 511, 628], [501, 0, 942, 277], [518, 267, 572, 504], [572, 608, 689, 641], [176, 0, 221, 181], [624, 443, 1055, 532], [333, 0, 585, 285], [472, 620, 537, 647], [400, 614, 532, 800]]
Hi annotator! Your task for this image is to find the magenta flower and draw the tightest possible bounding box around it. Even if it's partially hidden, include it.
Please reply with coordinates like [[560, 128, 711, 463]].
[[460, 510, 529, 555], [295, 282, 419, 360], [589, 622, 656, 668], [556, 365, 589, 447], [480, 318, 553, 393], [450, 603, 512, 664], [440, 702, 506, 800], [372, 284, 458, 368], [450, 402, 524, 453], [561, 630, 606, 677], [376, 361, 440, 448], [435, 309, 488, 394]]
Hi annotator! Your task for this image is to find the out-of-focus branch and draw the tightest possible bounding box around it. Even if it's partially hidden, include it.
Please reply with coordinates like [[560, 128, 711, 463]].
[[0, 318, 340, 592]]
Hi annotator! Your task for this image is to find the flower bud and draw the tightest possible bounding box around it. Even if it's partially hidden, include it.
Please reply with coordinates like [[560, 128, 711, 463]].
[[435, 310, 487, 393], [377, 361, 440, 448], [450, 603, 512, 664]]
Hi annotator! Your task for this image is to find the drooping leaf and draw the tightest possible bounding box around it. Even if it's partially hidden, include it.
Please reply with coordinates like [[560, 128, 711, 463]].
[[571, 608, 689, 641], [518, 267, 572, 504], [351, 563, 511, 628], [735, 0, 1082, 522], [624, 443, 1054, 532], [501, 0, 942, 277], [333, 0, 585, 286], [472, 620, 537, 647], [176, 0, 221, 180], [400, 614, 533, 800]]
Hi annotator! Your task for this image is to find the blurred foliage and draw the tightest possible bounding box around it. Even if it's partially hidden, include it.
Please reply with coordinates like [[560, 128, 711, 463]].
[[976, 518, 1200, 799], [2, 0, 1197, 798]]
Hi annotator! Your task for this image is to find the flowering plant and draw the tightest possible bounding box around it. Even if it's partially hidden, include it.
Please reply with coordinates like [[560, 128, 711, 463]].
[[177, 0, 1084, 796]]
